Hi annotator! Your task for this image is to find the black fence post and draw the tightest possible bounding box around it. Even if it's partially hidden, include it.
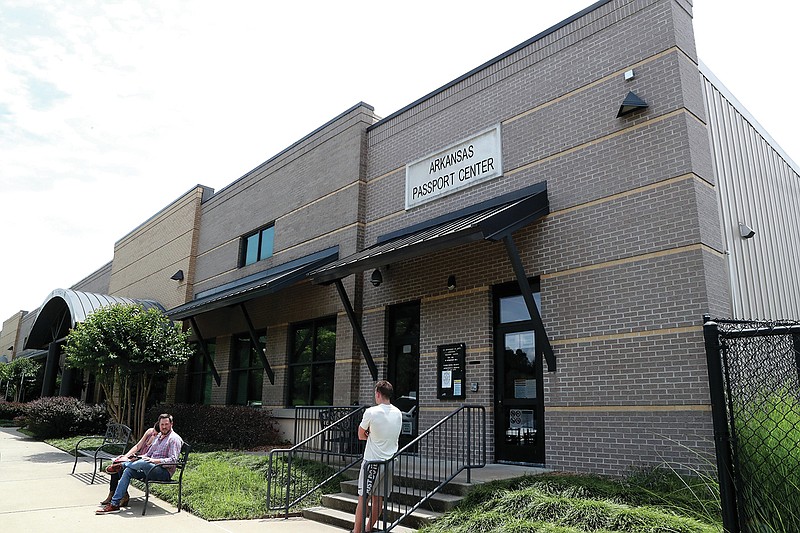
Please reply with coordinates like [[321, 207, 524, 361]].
[[703, 316, 739, 533], [792, 333, 800, 388]]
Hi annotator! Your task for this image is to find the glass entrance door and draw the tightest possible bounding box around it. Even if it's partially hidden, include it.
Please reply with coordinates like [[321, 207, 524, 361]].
[[387, 301, 420, 449], [494, 285, 545, 464]]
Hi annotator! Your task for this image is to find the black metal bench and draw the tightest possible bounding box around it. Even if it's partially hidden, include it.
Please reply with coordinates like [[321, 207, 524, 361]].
[[142, 441, 191, 515], [71, 422, 132, 484]]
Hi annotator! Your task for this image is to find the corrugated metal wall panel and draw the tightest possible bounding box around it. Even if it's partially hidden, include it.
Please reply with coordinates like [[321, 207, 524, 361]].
[[702, 66, 800, 320]]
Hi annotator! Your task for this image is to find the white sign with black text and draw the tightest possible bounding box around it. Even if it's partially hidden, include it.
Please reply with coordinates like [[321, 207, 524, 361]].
[[405, 125, 503, 209]]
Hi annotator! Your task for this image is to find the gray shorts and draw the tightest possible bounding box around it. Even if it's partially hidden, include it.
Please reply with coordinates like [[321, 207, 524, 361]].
[[357, 460, 392, 496]]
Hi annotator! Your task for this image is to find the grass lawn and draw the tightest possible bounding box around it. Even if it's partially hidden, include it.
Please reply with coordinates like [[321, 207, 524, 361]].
[[48, 435, 723, 529], [47, 435, 335, 520]]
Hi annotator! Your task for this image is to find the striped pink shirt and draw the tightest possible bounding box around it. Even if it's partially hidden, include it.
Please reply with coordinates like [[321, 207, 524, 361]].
[[147, 429, 183, 476]]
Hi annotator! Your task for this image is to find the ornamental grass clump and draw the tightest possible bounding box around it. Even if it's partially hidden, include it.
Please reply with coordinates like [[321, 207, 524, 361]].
[[420, 474, 720, 533], [734, 391, 800, 532]]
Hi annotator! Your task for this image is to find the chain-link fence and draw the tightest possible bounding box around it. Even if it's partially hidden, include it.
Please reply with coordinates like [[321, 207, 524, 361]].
[[704, 316, 800, 533]]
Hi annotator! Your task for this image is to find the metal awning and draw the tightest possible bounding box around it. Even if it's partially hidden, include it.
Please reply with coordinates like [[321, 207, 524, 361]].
[[310, 182, 548, 284], [24, 289, 164, 350], [167, 246, 339, 386], [167, 246, 339, 320], [308, 182, 556, 375]]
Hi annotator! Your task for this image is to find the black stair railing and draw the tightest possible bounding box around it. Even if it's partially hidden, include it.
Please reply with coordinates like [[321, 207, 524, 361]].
[[357, 405, 486, 532], [267, 405, 365, 517]]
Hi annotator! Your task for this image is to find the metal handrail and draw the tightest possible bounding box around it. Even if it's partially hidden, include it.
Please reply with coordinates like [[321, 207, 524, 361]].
[[358, 404, 486, 532], [267, 405, 365, 517]]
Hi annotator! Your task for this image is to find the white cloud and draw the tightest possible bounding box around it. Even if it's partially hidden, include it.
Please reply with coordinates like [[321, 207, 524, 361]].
[[1, 0, 799, 322]]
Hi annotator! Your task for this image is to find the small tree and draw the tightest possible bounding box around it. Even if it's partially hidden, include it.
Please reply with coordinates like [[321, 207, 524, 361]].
[[64, 304, 193, 437], [1, 357, 41, 402], [0, 361, 8, 400]]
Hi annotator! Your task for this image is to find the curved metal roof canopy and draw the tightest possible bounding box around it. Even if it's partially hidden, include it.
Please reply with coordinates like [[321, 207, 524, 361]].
[[24, 289, 165, 349]]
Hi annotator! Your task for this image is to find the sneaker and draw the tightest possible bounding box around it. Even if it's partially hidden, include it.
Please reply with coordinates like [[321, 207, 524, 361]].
[[95, 503, 120, 514], [105, 463, 123, 474]]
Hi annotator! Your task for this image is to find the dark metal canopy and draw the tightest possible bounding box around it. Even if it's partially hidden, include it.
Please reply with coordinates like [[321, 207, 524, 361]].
[[24, 289, 164, 350], [167, 246, 339, 387], [310, 182, 548, 284], [167, 246, 339, 321], [309, 181, 556, 375]]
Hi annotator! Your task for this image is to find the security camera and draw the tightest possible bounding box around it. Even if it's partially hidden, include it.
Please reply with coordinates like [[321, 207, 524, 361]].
[[739, 223, 755, 239]]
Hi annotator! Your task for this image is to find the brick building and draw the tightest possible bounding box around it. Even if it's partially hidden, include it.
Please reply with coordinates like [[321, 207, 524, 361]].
[[3, 0, 800, 475]]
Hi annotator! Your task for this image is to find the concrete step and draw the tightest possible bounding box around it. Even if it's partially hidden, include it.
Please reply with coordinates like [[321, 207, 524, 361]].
[[301, 505, 417, 533], [341, 466, 475, 496], [320, 492, 441, 530], [339, 479, 462, 512]]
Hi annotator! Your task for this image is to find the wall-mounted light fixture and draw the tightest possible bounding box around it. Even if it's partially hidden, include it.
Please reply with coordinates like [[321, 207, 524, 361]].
[[370, 268, 383, 287], [616, 90, 648, 117], [170, 269, 185, 281], [739, 222, 756, 239], [447, 275, 456, 291]]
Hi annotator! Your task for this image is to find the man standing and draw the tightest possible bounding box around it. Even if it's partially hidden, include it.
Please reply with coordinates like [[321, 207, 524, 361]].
[[353, 380, 402, 533], [96, 413, 183, 514]]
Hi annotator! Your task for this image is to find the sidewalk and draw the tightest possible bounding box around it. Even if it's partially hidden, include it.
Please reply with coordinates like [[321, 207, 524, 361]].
[[0, 427, 344, 533]]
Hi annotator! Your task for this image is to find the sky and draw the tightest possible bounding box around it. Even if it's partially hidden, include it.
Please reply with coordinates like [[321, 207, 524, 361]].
[[1, 0, 799, 324]]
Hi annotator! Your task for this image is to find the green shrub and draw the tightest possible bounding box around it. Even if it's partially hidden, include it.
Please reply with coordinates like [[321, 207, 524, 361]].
[[0, 401, 26, 420], [24, 396, 108, 438], [146, 403, 281, 449]]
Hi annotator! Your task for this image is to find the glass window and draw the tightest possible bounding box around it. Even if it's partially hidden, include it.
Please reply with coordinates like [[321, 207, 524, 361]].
[[288, 317, 336, 406], [259, 225, 274, 260], [245, 233, 260, 265], [240, 224, 275, 267], [499, 293, 542, 323], [228, 332, 265, 406], [178, 341, 216, 405]]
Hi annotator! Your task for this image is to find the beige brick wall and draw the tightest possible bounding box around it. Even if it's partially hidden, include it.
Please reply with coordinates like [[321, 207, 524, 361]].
[[109, 186, 210, 310], [0, 311, 26, 360]]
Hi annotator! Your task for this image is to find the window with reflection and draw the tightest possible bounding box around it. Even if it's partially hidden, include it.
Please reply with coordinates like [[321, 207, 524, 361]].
[[240, 224, 274, 267], [502, 331, 536, 399], [179, 340, 216, 405], [499, 292, 542, 323], [228, 332, 265, 406], [288, 317, 336, 406]]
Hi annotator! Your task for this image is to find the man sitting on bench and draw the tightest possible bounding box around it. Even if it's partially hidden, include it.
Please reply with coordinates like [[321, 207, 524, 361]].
[[96, 413, 183, 514]]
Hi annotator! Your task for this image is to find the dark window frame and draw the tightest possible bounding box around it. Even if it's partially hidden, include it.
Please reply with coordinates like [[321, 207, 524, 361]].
[[239, 224, 275, 267], [228, 331, 266, 406], [287, 316, 337, 407], [179, 340, 216, 405]]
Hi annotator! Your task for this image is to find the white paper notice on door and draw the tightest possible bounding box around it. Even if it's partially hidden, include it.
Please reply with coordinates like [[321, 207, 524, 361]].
[[441, 370, 452, 388], [514, 379, 537, 399]]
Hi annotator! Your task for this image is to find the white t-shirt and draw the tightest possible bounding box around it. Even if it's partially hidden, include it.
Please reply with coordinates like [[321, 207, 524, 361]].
[[360, 402, 403, 461]]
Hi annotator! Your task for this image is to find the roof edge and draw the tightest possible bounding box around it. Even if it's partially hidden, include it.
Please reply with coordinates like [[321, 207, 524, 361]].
[[699, 61, 800, 176], [367, 0, 614, 132]]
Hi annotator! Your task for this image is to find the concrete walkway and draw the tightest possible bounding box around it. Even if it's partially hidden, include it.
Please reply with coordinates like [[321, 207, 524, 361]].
[[0, 427, 344, 533]]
